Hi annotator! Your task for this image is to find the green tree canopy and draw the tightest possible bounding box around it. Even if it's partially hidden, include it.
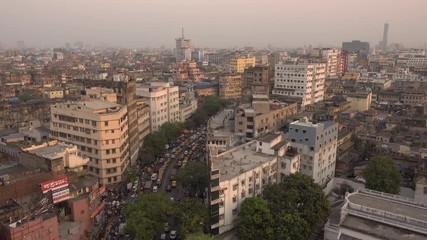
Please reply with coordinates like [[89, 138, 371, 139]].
[[176, 162, 209, 195], [274, 213, 311, 240], [174, 199, 209, 237], [364, 156, 402, 194], [161, 122, 185, 142], [123, 193, 174, 240], [263, 173, 330, 230], [186, 234, 214, 240], [236, 197, 274, 240]]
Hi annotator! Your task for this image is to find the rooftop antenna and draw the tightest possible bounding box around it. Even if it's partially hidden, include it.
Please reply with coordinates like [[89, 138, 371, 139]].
[[182, 27, 185, 38]]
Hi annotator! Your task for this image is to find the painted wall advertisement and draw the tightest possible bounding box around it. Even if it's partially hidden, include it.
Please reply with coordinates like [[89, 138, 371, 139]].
[[41, 176, 70, 203]]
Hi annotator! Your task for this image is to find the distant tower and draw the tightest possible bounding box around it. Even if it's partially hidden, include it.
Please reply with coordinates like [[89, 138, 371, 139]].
[[175, 28, 192, 63], [382, 23, 389, 51]]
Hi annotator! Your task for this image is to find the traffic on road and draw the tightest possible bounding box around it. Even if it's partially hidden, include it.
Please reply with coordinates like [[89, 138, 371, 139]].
[[98, 126, 207, 240]]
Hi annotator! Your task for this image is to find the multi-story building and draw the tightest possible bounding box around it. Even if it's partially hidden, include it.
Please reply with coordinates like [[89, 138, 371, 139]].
[[287, 118, 338, 187], [209, 133, 300, 235], [136, 82, 180, 132], [178, 85, 198, 122], [175, 29, 192, 62], [324, 189, 427, 240], [242, 66, 270, 96], [80, 79, 139, 166], [321, 48, 342, 78], [136, 99, 151, 149], [50, 100, 129, 185], [229, 56, 256, 73], [219, 74, 243, 99], [193, 82, 219, 97], [272, 63, 326, 107], [235, 96, 298, 142], [342, 40, 370, 53]]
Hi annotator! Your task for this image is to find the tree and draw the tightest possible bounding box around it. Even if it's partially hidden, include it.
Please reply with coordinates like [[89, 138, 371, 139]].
[[142, 131, 167, 156], [274, 213, 310, 240], [161, 122, 185, 142], [201, 96, 226, 116], [174, 199, 209, 237], [186, 234, 213, 240], [176, 162, 209, 195], [236, 198, 274, 240], [263, 173, 330, 230], [123, 193, 173, 240], [364, 156, 402, 194], [332, 183, 354, 199]]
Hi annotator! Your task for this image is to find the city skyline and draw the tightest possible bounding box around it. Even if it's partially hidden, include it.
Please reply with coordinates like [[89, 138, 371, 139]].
[[1, 0, 427, 49]]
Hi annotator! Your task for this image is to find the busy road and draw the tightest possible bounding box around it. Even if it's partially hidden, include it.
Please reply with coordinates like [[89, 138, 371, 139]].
[[98, 126, 208, 239]]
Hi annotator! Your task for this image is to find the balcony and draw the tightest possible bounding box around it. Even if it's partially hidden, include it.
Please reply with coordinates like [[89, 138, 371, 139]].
[[285, 146, 298, 157]]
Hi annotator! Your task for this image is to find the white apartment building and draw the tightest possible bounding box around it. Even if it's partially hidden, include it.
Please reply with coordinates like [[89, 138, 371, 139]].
[[324, 189, 427, 240], [136, 82, 180, 132], [209, 133, 300, 236], [50, 100, 130, 185], [321, 48, 341, 78], [272, 63, 326, 107], [287, 118, 338, 188]]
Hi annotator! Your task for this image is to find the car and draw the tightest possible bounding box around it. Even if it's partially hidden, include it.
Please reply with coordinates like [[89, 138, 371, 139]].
[[160, 233, 167, 240], [170, 230, 177, 240], [152, 185, 158, 192], [156, 178, 161, 185], [166, 185, 172, 192], [171, 180, 177, 188], [151, 173, 158, 181]]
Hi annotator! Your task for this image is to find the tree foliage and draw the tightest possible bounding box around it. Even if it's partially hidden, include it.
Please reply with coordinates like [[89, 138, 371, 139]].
[[186, 234, 214, 240], [237, 198, 274, 240], [123, 193, 173, 240], [274, 213, 311, 240], [186, 96, 226, 127], [176, 162, 209, 195], [263, 173, 330, 230], [364, 156, 402, 194], [332, 183, 354, 199], [174, 199, 209, 237]]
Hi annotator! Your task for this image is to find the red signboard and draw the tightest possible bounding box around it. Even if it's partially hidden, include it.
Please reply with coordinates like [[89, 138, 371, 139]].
[[41, 176, 69, 193], [40, 176, 70, 203]]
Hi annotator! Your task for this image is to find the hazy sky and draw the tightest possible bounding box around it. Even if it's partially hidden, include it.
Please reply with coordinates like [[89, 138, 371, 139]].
[[1, 0, 426, 49]]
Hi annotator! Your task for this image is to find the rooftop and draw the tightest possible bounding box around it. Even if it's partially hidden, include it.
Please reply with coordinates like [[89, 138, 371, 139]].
[[212, 141, 276, 180], [208, 109, 235, 136], [79, 99, 120, 111], [24, 141, 72, 159], [258, 133, 281, 143], [347, 190, 427, 221]]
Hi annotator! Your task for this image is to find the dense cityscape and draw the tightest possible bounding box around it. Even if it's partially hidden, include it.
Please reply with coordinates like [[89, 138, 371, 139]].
[[1, 2, 427, 240]]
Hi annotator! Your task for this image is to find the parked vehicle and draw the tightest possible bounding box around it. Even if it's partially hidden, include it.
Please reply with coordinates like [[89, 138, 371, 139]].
[[152, 185, 158, 192], [170, 230, 177, 240], [151, 173, 158, 181]]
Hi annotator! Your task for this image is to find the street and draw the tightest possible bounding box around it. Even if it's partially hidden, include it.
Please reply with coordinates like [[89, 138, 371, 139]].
[[98, 125, 208, 240]]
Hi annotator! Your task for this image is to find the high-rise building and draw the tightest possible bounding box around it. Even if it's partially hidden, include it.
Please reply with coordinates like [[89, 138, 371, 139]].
[[321, 48, 342, 78], [272, 63, 326, 107], [136, 82, 180, 132], [287, 118, 338, 188], [382, 23, 389, 51], [80, 79, 139, 166], [50, 100, 130, 185], [175, 28, 192, 63], [229, 56, 256, 73], [342, 40, 370, 53]]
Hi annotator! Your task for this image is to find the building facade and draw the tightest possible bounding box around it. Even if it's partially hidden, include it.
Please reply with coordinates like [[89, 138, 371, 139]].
[[136, 99, 151, 149], [321, 49, 342, 78], [136, 82, 180, 132], [342, 40, 370, 53], [219, 74, 243, 99], [175, 30, 192, 62], [346, 91, 372, 112], [229, 57, 256, 73], [287, 118, 338, 187], [50, 100, 129, 185], [243, 66, 270, 96], [235, 98, 298, 142], [209, 133, 300, 236], [272, 63, 326, 107]]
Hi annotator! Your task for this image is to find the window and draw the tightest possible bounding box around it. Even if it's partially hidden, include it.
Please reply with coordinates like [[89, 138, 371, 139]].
[[310, 147, 314, 151], [232, 208, 238, 215], [281, 162, 287, 169], [233, 184, 238, 191], [241, 191, 246, 198], [303, 130, 306, 133], [232, 196, 237, 203], [259, 142, 262, 146], [106, 149, 110, 155], [241, 180, 245, 185], [104, 121, 109, 126]]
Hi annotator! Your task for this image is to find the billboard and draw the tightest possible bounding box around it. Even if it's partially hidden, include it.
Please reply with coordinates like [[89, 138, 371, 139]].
[[41, 176, 70, 203]]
